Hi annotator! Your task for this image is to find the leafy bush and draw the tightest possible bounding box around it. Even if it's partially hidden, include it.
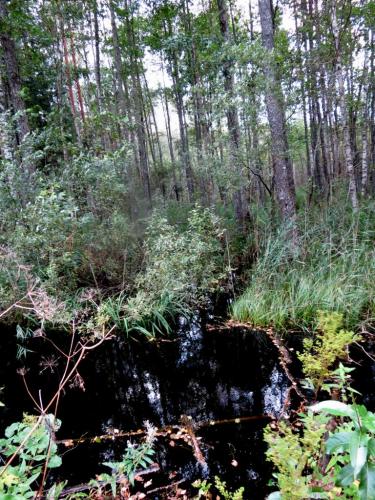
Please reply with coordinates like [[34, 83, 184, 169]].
[[298, 311, 358, 391], [193, 476, 245, 499], [136, 207, 225, 306], [266, 400, 375, 500], [95, 206, 226, 337], [265, 311, 373, 500], [0, 414, 62, 499], [265, 414, 329, 500]]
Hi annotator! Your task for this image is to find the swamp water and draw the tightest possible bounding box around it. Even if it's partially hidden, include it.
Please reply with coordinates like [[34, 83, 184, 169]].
[[0, 315, 301, 498]]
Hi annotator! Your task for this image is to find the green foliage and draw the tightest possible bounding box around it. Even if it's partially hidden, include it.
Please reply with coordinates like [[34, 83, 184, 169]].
[[298, 311, 358, 391], [103, 440, 155, 486], [90, 422, 157, 496], [265, 311, 373, 500], [192, 476, 245, 499], [97, 290, 188, 338], [265, 398, 375, 499], [94, 206, 226, 338], [312, 400, 375, 499], [214, 476, 245, 500], [232, 200, 375, 330], [137, 207, 225, 306], [0, 414, 62, 499], [264, 414, 328, 500], [192, 478, 212, 498]]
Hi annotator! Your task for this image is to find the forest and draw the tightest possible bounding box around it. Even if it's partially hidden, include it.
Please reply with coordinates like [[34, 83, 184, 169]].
[[0, 0, 374, 498]]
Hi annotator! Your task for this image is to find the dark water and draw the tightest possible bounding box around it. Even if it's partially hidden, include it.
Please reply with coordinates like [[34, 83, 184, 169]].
[[5, 315, 373, 498], [0, 313, 290, 498]]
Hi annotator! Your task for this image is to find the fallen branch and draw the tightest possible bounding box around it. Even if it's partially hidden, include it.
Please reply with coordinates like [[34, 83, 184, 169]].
[[59, 464, 160, 497], [57, 414, 269, 447]]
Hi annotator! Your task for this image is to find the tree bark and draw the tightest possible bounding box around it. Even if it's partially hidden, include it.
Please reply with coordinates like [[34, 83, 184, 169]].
[[331, 1, 358, 211], [109, 0, 130, 142], [124, 1, 152, 205], [93, 1, 103, 113], [0, 0, 33, 173], [258, 0, 297, 239], [163, 18, 194, 202], [217, 0, 248, 229]]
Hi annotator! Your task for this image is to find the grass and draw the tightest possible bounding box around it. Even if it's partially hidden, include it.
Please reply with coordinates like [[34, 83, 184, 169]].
[[97, 291, 190, 339], [232, 199, 375, 330]]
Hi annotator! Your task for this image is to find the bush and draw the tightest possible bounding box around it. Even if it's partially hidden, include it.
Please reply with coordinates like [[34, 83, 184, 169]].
[[96, 206, 226, 337], [136, 206, 225, 305], [0, 414, 62, 499]]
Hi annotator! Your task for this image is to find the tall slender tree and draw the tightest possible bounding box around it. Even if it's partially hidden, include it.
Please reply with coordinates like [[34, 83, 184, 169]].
[[258, 0, 297, 240], [0, 0, 32, 170]]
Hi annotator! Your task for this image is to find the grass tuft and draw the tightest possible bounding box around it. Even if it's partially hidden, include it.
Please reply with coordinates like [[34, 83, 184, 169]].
[[232, 200, 375, 330]]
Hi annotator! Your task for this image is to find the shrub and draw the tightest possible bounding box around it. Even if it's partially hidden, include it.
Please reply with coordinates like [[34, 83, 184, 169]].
[[298, 311, 358, 391], [0, 414, 62, 499], [95, 206, 226, 337], [136, 206, 226, 306], [265, 312, 372, 500]]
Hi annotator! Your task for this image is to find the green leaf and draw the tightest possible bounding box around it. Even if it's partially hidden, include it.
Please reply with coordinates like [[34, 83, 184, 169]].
[[326, 432, 353, 453], [47, 455, 62, 468], [368, 438, 375, 457], [359, 462, 375, 500], [5, 423, 20, 439], [337, 464, 355, 487], [359, 408, 375, 433], [349, 431, 368, 478], [309, 401, 356, 418]]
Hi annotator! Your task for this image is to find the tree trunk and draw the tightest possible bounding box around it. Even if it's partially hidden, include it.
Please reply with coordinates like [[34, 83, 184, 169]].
[[217, 0, 247, 229], [109, 0, 129, 142], [0, 0, 33, 174], [124, 1, 152, 206], [93, 1, 103, 113], [331, 1, 358, 211], [161, 81, 179, 201], [258, 0, 297, 239]]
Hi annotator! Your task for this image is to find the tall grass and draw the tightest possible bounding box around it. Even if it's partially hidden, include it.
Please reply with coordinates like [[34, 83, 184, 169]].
[[232, 200, 375, 330]]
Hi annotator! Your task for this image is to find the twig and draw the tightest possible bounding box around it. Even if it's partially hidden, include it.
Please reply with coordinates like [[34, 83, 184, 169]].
[[147, 479, 185, 495], [59, 465, 160, 497], [354, 341, 375, 362], [57, 415, 269, 447]]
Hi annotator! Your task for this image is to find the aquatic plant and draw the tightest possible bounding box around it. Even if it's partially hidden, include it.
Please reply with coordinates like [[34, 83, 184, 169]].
[[95, 207, 226, 338], [90, 421, 157, 496], [96, 290, 190, 338]]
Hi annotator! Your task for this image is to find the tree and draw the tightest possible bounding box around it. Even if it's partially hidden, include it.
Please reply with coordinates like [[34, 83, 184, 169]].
[[217, 0, 248, 229], [0, 0, 33, 175], [258, 0, 297, 238], [331, 0, 358, 211]]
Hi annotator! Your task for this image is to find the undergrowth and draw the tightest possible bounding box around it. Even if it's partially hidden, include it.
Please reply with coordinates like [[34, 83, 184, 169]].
[[265, 311, 375, 500], [232, 199, 375, 330]]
